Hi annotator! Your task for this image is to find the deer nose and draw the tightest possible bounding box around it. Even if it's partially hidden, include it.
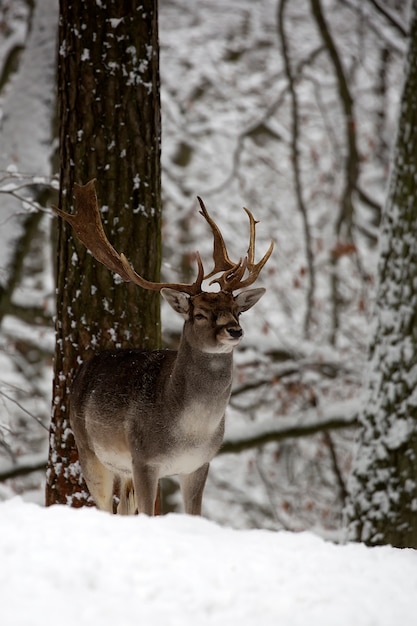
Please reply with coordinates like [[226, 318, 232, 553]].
[[227, 327, 243, 340]]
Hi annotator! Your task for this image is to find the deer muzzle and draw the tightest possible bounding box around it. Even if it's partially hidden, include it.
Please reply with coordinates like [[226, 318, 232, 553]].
[[227, 327, 243, 340], [216, 320, 243, 347]]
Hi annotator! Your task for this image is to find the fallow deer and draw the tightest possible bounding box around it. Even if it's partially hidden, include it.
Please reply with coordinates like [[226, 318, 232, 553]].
[[55, 179, 273, 516]]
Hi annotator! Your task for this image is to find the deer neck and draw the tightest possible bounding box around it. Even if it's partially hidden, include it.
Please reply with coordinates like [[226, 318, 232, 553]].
[[168, 335, 234, 404]]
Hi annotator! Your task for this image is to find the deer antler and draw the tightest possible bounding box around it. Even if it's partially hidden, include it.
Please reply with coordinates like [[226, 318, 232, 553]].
[[197, 197, 238, 278], [53, 179, 205, 296], [54, 179, 273, 297], [197, 197, 274, 293]]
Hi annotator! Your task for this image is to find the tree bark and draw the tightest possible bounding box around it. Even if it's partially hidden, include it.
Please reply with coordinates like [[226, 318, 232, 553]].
[[46, 0, 162, 506], [345, 0, 417, 547]]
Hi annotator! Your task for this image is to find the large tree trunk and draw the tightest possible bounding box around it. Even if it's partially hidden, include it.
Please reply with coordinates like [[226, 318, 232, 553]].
[[46, 0, 162, 506], [344, 0, 417, 547]]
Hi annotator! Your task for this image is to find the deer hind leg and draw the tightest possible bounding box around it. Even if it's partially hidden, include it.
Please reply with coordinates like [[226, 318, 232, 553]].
[[78, 447, 115, 513], [132, 462, 160, 515], [180, 463, 209, 516], [117, 477, 137, 515]]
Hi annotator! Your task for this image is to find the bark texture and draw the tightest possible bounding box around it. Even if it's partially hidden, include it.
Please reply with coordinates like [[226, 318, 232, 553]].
[[46, 0, 162, 506], [345, 0, 417, 547]]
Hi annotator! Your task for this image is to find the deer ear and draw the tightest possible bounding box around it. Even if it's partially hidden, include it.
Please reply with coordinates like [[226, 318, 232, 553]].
[[234, 287, 265, 313], [161, 288, 191, 319]]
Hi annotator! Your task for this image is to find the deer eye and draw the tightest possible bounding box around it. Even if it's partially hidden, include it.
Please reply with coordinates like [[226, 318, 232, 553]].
[[194, 313, 207, 321]]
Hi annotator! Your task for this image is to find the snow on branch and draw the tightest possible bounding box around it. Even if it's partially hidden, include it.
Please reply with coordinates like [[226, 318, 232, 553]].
[[220, 400, 359, 454], [0, 452, 46, 482], [0, 169, 59, 216]]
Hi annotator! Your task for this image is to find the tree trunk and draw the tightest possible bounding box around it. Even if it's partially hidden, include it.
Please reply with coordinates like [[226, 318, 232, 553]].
[[46, 0, 162, 507], [345, 0, 417, 547]]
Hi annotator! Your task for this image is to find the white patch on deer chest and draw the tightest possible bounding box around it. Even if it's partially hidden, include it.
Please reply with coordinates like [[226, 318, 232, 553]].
[[148, 401, 225, 478], [155, 446, 211, 478], [179, 401, 224, 440]]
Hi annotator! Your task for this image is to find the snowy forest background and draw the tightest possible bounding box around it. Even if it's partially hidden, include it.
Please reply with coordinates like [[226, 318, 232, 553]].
[[0, 0, 410, 535]]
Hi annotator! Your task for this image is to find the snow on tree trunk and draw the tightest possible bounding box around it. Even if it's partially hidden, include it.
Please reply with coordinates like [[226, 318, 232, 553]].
[[45, 0, 162, 507], [345, 0, 417, 548]]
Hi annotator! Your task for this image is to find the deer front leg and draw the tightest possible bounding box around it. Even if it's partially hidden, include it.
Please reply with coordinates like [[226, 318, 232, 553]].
[[132, 462, 159, 515], [180, 463, 210, 515]]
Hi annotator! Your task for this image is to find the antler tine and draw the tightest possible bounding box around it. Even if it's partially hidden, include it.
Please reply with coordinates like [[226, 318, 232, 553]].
[[199, 200, 274, 293], [197, 196, 237, 279], [244, 207, 257, 266], [53, 179, 204, 296], [236, 206, 275, 288], [235, 237, 274, 290]]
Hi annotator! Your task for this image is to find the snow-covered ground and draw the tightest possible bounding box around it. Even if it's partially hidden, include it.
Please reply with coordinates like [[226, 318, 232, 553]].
[[1, 498, 416, 626]]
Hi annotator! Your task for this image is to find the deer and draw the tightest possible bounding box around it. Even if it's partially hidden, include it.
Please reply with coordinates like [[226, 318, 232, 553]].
[[54, 179, 273, 516]]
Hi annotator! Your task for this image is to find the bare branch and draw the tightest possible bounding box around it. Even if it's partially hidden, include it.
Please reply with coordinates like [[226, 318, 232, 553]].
[[0, 453, 46, 482], [366, 0, 408, 37], [220, 411, 358, 455], [0, 171, 59, 216], [310, 0, 361, 345], [0, 390, 49, 432], [323, 431, 348, 501], [255, 455, 294, 530], [0, 213, 43, 325], [278, 0, 316, 339]]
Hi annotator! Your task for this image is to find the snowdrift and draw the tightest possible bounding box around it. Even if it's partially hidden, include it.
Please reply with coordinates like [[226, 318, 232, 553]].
[[1, 498, 416, 626]]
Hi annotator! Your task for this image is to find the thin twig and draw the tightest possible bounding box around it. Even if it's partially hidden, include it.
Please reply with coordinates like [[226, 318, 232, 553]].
[[0, 390, 49, 431], [255, 455, 293, 530], [323, 431, 348, 501], [366, 0, 408, 37]]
